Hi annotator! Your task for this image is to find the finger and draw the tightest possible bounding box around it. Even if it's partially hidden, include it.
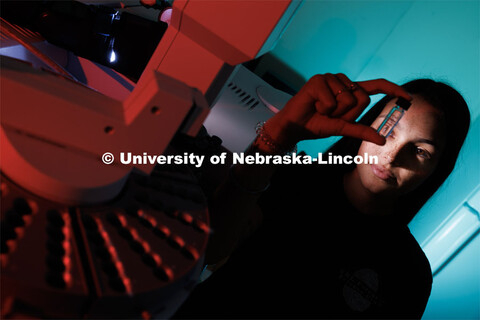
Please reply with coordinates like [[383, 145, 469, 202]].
[[324, 74, 357, 117], [289, 75, 337, 116], [340, 122, 386, 145], [341, 88, 371, 122], [356, 78, 412, 101], [332, 120, 386, 145], [315, 100, 334, 116], [335, 73, 371, 108], [335, 73, 357, 91], [308, 114, 386, 145], [335, 74, 371, 121]]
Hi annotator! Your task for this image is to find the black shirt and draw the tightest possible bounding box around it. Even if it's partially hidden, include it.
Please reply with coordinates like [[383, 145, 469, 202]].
[[174, 164, 432, 319]]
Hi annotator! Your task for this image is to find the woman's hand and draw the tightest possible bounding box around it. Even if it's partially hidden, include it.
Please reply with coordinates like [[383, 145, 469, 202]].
[[263, 73, 412, 150]]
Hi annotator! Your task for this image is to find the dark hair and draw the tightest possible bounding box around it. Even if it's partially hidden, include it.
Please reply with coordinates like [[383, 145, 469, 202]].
[[329, 79, 470, 224]]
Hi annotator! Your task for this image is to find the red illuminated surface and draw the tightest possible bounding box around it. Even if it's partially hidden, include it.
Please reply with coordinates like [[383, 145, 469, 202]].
[[0, 0, 294, 317]]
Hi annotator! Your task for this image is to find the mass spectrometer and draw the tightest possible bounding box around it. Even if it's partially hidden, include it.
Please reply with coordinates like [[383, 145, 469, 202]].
[[0, 0, 302, 318]]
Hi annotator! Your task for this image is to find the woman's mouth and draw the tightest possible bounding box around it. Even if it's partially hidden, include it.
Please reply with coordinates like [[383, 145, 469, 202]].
[[371, 164, 396, 183]]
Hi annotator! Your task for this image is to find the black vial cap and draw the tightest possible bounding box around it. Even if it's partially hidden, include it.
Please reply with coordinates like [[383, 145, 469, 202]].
[[396, 97, 412, 110]]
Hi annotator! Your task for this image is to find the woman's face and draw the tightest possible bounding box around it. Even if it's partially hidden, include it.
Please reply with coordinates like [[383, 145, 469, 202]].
[[354, 95, 446, 197]]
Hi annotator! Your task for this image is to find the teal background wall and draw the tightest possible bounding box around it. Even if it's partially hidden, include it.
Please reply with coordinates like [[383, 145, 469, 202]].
[[262, 1, 480, 319]]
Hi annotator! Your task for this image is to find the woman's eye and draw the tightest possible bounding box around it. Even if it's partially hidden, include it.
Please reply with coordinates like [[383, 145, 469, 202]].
[[416, 147, 431, 160]]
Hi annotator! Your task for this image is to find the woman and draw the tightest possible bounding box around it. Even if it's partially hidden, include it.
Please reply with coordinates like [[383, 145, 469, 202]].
[[174, 74, 470, 319]]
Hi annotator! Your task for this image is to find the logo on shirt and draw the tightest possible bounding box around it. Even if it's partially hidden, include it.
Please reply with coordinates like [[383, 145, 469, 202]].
[[340, 268, 385, 312]]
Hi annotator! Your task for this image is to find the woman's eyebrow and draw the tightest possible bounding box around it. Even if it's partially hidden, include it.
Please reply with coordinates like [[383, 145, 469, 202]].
[[416, 138, 437, 147]]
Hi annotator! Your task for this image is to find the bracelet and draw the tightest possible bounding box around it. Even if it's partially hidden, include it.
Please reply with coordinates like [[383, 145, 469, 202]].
[[229, 165, 270, 194], [254, 121, 297, 155]]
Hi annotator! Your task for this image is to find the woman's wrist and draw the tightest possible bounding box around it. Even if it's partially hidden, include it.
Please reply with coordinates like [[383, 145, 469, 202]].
[[252, 120, 298, 155]]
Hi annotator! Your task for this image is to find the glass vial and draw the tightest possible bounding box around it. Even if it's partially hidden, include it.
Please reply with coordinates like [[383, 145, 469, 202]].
[[377, 97, 411, 137]]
